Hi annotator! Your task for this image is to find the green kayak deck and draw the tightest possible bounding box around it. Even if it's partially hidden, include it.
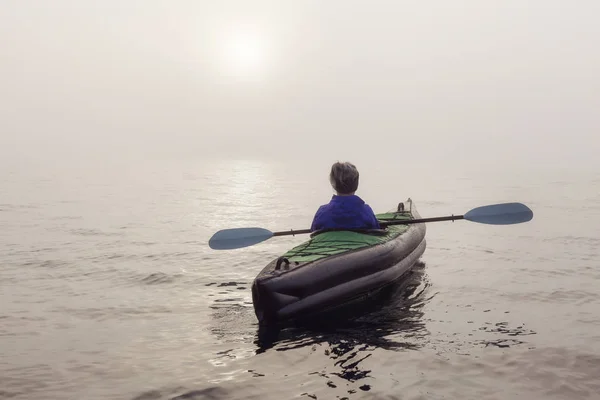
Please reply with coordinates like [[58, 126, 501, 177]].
[[281, 211, 414, 264]]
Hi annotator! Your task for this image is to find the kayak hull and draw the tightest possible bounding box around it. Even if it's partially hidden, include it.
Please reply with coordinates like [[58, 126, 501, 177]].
[[251, 198, 427, 326]]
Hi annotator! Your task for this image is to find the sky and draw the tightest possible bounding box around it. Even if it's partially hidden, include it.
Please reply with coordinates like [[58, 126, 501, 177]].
[[1, 0, 599, 171]]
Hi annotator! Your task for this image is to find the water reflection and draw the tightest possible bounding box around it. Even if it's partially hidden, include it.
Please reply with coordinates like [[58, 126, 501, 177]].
[[253, 262, 432, 383]]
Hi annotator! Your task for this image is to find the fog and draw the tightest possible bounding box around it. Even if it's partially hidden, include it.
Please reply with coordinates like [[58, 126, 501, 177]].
[[1, 1, 599, 171]]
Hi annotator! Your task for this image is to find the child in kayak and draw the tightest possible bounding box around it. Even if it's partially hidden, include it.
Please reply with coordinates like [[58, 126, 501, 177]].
[[310, 161, 380, 232]]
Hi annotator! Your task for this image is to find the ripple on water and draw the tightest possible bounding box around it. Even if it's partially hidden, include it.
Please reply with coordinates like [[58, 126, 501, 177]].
[[70, 228, 124, 237], [54, 305, 174, 321], [131, 385, 263, 400], [140, 272, 179, 285], [204, 281, 252, 305], [206, 280, 256, 345]]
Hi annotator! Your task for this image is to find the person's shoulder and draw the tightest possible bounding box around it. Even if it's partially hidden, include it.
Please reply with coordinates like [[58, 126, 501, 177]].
[[314, 201, 331, 216], [315, 204, 327, 213], [353, 195, 369, 205], [362, 202, 377, 214], [317, 196, 336, 208]]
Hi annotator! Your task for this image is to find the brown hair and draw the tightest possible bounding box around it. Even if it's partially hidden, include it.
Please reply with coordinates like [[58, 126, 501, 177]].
[[329, 161, 359, 194]]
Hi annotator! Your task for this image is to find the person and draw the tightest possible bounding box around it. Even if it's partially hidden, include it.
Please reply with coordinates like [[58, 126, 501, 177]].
[[310, 161, 380, 232]]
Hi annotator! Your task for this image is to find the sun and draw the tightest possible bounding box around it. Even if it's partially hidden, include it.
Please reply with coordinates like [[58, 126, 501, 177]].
[[221, 29, 269, 80]]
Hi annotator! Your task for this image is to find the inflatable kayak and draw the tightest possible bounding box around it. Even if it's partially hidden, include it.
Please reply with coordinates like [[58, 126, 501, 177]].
[[251, 198, 427, 326]]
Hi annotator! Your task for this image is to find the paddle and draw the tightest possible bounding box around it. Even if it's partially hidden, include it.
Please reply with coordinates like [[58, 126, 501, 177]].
[[208, 202, 533, 250]]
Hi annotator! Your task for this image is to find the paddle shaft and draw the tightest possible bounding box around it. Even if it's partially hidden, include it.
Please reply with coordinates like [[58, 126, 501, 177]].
[[380, 214, 464, 227], [271, 215, 465, 237], [273, 229, 312, 237]]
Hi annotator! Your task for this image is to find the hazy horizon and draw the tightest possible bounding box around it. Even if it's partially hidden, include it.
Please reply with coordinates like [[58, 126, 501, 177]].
[[1, 1, 599, 172]]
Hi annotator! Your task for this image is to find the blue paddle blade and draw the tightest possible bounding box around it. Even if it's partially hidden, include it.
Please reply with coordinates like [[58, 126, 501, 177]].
[[208, 227, 274, 250], [463, 202, 533, 225]]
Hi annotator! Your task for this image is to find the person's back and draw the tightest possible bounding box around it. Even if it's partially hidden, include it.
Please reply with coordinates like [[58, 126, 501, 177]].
[[311, 161, 380, 232]]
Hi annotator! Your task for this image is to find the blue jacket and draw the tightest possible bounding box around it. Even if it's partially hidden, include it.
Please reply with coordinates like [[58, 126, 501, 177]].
[[310, 195, 380, 231]]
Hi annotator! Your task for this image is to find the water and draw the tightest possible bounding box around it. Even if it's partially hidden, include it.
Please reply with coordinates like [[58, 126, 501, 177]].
[[1, 157, 599, 400]]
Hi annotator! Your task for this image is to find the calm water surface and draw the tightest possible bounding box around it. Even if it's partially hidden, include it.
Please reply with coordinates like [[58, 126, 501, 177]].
[[1, 158, 599, 400]]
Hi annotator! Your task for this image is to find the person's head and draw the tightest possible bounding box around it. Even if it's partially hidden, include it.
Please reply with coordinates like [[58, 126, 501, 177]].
[[329, 161, 359, 195]]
